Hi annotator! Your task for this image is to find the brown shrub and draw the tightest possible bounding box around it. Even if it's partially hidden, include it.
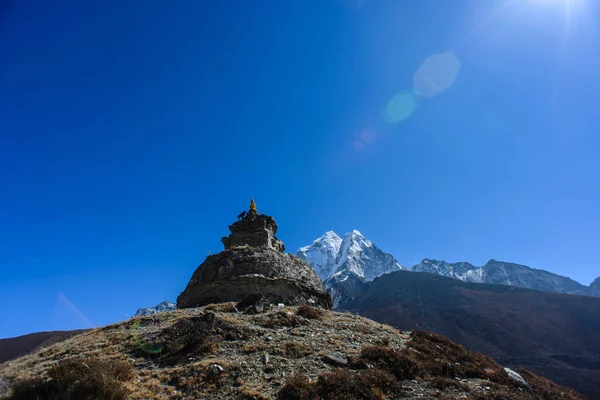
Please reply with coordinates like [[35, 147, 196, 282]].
[[258, 311, 306, 328], [429, 377, 469, 391], [316, 368, 400, 400], [205, 302, 239, 313], [9, 357, 134, 400], [278, 342, 313, 358], [155, 313, 221, 365], [407, 331, 508, 382], [296, 304, 325, 320], [222, 320, 256, 341], [374, 336, 390, 346], [515, 368, 583, 400], [465, 386, 530, 400], [357, 345, 421, 380], [278, 374, 318, 400], [243, 343, 268, 354], [239, 385, 270, 400]]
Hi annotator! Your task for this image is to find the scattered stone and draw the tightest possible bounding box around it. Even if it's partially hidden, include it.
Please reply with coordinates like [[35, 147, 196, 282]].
[[504, 367, 532, 390], [0, 378, 10, 398], [237, 294, 270, 315], [261, 353, 269, 364], [322, 353, 348, 367], [208, 363, 224, 375]]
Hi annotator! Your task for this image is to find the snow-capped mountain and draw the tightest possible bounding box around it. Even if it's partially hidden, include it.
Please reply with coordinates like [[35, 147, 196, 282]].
[[411, 259, 590, 296], [297, 230, 404, 283], [134, 300, 176, 317], [296, 231, 343, 281], [412, 259, 483, 282]]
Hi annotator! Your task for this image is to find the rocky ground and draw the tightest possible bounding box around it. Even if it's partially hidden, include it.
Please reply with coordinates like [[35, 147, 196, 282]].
[[0, 303, 587, 399]]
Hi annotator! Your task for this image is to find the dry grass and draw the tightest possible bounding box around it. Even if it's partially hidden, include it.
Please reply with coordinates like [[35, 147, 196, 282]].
[[353, 345, 420, 380], [516, 368, 584, 400], [242, 343, 267, 354], [205, 302, 239, 313], [9, 356, 134, 400], [429, 377, 472, 392], [296, 304, 325, 320], [277, 341, 313, 358], [278, 374, 318, 400], [239, 385, 270, 400], [0, 304, 587, 400], [255, 311, 306, 329], [139, 312, 221, 366], [407, 330, 510, 383], [278, 369, 401, 400], [351, 331, 511, 385]]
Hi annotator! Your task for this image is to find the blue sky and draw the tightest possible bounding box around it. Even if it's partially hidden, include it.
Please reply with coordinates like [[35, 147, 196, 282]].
[[1, 0, 599, 338]]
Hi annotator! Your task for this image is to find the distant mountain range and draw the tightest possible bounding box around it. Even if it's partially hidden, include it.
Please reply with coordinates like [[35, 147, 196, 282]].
[[133, 300, 176, 317], [297, 231, 600, 299], [329, 269, 600, 399], [295, 231, 600, 398]]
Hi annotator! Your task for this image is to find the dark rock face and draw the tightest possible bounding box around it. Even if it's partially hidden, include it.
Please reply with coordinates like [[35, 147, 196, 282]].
[[177, 205, 332, 310]]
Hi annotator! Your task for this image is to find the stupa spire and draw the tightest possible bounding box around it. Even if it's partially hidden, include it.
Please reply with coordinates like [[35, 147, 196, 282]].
[[249, 198, 257, 212]]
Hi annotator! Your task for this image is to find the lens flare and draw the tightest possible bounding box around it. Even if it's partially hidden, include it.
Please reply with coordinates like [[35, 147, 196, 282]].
[[130, 319, 164, 355], [385, 92, 419, 124], [360, 128, 378, 144], [414, 51, 461, 98]]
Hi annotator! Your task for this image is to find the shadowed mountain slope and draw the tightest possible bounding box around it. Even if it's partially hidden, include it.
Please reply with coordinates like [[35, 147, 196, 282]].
[[333, 270, 600, 399]]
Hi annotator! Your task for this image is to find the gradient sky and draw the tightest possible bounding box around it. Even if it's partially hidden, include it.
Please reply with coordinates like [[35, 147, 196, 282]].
[[1, 0, 599, 339]]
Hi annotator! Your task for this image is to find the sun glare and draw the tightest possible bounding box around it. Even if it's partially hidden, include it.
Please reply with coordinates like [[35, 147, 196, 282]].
[[469, 0, 588, 44]]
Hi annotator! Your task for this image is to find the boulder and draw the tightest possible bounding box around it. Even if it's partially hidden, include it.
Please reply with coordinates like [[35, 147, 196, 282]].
[[504, 367, 531, 390]]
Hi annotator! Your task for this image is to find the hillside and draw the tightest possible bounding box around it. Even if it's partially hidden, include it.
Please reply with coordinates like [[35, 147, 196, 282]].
[[0, 330, 89, 364], [332, 270, 600, 399], [0, 303, 585, 400]]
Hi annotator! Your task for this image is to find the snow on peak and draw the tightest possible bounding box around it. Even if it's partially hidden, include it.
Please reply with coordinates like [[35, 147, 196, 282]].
[[297, 230, 403, 282], [412, 258, 592, 295], [134, 300, 176, 317], [297, 231, 343, 281]]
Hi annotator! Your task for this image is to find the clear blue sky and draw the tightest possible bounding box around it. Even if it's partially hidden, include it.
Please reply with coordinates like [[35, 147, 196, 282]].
[[1, 0, 599, 339]]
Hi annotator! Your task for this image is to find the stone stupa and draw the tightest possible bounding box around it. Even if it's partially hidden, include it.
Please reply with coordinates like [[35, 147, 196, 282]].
[[177, 199, 332, 310]]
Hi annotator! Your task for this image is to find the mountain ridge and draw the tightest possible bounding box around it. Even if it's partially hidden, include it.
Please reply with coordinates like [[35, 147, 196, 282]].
[[412, 258, 593, 296], [297, 230, 403, 283], [298, 231, 599, 297], [331, 269, 600, 399]]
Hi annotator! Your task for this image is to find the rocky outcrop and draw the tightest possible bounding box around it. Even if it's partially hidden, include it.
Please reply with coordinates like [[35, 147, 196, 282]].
[[177, 200, 332, 310]]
